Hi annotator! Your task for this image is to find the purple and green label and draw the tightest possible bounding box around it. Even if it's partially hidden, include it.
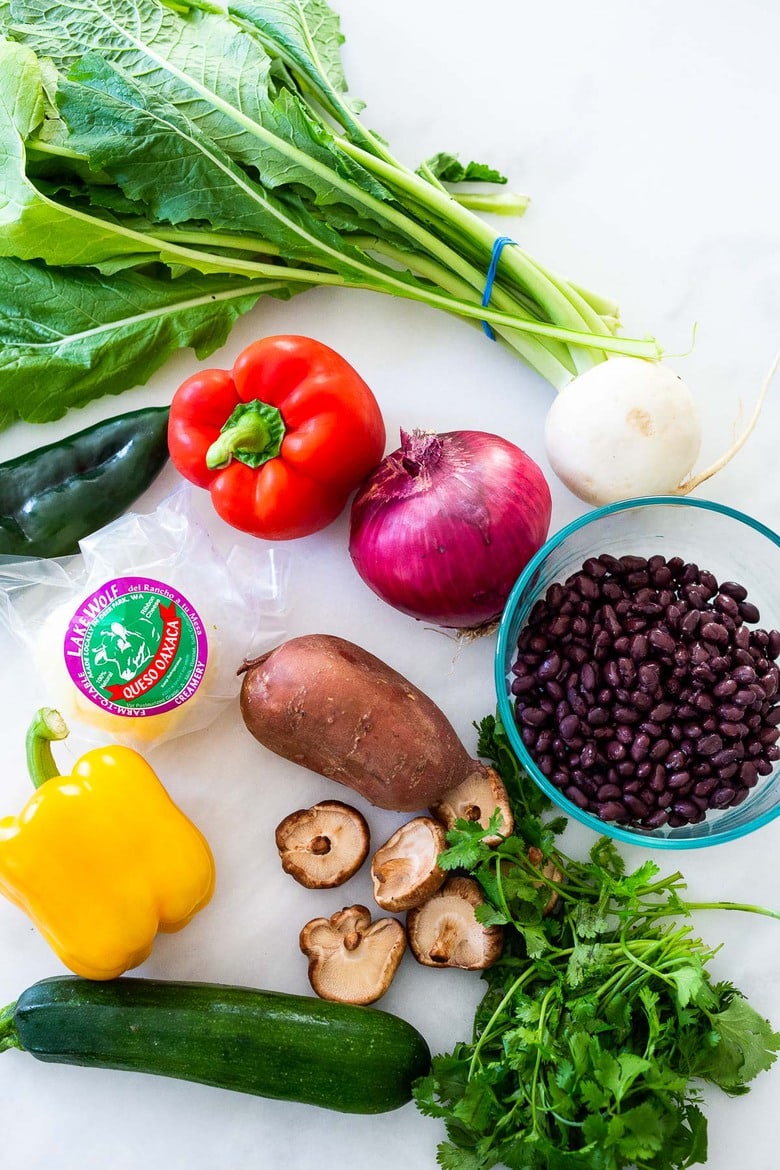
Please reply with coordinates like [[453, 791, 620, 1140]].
[[63, 577, 208, 718]]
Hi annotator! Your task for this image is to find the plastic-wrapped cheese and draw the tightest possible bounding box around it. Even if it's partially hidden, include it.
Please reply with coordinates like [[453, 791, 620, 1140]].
[[0, 490, 287, 752], [36, 580, 210, 747]]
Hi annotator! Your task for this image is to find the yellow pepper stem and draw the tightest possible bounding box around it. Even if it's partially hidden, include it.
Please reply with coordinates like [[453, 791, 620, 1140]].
[[25, 708, 70, 789]]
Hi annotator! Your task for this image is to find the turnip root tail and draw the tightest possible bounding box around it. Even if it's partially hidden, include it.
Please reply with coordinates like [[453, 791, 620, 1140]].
[[675, 351, 780, 495]]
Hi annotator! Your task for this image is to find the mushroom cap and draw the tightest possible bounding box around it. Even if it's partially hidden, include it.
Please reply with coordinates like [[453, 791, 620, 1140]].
[[300, 904, 407, 1005], [275, 800, 370, 888], [429, 763, 513, 845], [406, 876, 503, 969], [371, 816, 447, 912]]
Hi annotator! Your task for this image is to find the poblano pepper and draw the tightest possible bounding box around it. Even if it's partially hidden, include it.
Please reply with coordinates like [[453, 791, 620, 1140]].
[[0, 406, 170, 558]]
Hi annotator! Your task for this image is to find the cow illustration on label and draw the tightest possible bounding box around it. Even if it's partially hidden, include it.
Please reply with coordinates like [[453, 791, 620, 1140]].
[[64, 577, 209, 719]]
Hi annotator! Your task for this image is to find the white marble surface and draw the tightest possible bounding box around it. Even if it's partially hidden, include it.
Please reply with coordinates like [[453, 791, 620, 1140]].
[[0, 2, 778, 1167]]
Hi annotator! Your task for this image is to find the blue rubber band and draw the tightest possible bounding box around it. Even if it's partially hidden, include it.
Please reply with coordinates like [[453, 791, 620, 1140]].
[[481, 235, 517, 340]]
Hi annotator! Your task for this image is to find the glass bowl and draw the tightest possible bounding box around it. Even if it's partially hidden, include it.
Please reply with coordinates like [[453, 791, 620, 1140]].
[[495, 496, 780, 849]]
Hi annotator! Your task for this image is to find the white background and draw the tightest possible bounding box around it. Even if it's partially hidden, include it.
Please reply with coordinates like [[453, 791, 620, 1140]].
[[0, 1, 778, 1167]]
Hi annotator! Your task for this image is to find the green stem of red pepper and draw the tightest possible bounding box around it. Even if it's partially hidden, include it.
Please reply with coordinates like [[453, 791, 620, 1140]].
[[205, 400, 286, 470]]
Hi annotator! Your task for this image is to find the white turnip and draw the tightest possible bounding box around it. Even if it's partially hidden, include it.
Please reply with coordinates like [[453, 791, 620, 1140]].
[[544, 355, 775, 506]]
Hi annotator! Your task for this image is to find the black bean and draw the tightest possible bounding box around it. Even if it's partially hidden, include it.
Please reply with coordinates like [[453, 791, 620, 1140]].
[[700, 621, 727, 644], [733, 664, 757, 685], [549, 614, 571, 638], [637, 662, 660, 692], [564, 785, 589, 809], [739, 601, 761, 624], [737, 761, 757, 787], [614, 706, 641, 724], [578, 742, 597, 770], [559, 713, 581, 740], [648, 628, 675, 654], [519, 707, 548, 727], [582, 557, 608, 578], [768, 630, 780, 659], [631, 734, 651, 762], [672, 799, 699, 820], [719, 580, 748, 602], [714, 593, 740, 618], [537, 651, 562, 680], [697, 734, 723, 756], [624, 794, 650, 819], [598, 801, 628, 821], [680, 609, 700, 636], [711, 787, 736, 808], [644, 809, 670, 828], [649, 738, 671, 761], [648, 765, 666, 791], [668, 770, 692, 789]]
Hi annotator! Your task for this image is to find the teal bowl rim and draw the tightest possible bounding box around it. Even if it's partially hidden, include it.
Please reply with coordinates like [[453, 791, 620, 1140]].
[[494, 495, 780, 850]]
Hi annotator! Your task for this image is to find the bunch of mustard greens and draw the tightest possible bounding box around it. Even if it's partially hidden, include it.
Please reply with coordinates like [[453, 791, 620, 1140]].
[[0, 0, 660, 430]]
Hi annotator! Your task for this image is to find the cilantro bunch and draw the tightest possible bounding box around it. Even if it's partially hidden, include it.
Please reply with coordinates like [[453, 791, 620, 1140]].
[[413, 716, 780, 1170]]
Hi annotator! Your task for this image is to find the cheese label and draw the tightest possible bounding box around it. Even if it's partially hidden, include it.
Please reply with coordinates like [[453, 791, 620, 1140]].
[[63, 577, 208, 718]]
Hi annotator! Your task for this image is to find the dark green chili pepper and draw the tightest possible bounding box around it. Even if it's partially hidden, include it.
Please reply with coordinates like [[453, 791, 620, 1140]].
[[0, 406, 170, 558]]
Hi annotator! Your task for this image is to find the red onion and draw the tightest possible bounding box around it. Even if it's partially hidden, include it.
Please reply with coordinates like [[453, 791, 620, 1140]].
[[348, 428, 552, 629]]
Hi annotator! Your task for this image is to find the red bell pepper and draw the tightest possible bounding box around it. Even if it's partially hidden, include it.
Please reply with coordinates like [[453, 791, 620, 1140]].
[[167, 335, 386, 540]]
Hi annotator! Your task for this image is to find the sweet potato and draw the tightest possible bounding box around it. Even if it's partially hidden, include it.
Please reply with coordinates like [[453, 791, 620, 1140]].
[[238, 634, 476, 811]]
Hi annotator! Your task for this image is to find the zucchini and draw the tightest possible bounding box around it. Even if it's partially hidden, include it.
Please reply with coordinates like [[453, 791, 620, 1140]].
[[0, 976, 431, 1114]]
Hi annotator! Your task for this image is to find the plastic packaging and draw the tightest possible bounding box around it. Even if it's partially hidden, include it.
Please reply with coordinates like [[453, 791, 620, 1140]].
[[0, 489, 288, 752]]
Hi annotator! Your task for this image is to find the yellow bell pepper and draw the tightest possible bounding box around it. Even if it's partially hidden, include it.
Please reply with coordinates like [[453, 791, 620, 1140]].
[[0, 708, 216, 981]]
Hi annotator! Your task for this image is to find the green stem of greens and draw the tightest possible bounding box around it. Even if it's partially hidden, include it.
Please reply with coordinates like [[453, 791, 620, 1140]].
[[450, 191, 532, 216], [335, 137, 615, 369]]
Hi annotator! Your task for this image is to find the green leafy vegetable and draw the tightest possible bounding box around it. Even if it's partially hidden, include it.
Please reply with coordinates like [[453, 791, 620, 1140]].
[[413, 715, 780, 1170], [0, 0, 660, 427]]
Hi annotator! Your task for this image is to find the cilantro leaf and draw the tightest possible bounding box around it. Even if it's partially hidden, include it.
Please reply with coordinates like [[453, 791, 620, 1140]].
[[697, 994, 780, 1090]]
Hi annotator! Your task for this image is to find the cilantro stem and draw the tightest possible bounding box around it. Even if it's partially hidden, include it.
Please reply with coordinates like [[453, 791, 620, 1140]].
[[467, 968, 536, 1078], [682, 901, 780, 921], [530, 985, 557, 1136], [617, 927, 680, 992]]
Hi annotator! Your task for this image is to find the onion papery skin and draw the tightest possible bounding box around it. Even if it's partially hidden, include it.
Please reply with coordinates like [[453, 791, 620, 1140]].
[[348, 429, 553, 630]]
